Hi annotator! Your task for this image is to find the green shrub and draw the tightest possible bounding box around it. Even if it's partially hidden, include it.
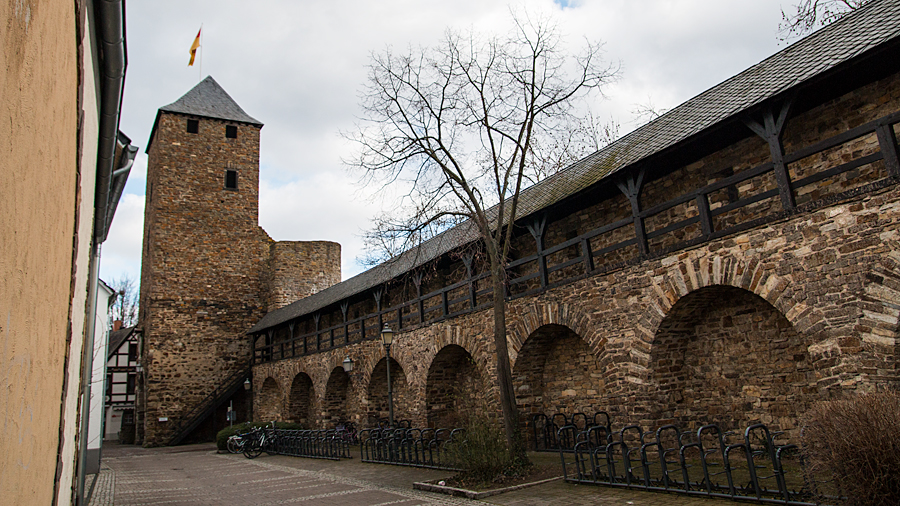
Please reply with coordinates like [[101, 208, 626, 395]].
[[215, 421, 305, 451], [801, 391, 900, 505], [444, 414, 530, 486]]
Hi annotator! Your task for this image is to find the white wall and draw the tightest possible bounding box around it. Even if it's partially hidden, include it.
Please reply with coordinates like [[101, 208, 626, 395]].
[[86, 281, 114, 475]]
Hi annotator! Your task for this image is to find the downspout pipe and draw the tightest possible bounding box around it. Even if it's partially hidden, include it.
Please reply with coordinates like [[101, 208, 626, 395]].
[[76, 1, 128, 505], [106, 132, 138, 240], [93, 0, 128, 243]]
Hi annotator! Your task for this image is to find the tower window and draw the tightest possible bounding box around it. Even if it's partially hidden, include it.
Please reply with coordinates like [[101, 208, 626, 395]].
[[225, 125, 238, 138], [225, 169, 238, 190], [187, 119, 199, 133]]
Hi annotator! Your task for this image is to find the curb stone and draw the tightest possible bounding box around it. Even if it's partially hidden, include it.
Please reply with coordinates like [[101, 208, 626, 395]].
[[414, 476, 564, 499]]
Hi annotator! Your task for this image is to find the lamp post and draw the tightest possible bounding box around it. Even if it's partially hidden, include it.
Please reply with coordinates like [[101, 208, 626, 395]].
[[380, 325, 395, 427], [244, 378, 252, 423]]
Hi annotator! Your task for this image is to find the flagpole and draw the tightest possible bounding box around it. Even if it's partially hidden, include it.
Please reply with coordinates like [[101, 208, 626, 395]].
[[198, 23, 203, 82]]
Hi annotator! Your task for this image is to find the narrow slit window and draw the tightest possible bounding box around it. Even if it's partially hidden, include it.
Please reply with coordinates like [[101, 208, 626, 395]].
[[225, 125, 237, 138], [225, 169, 238, 190], [187, 119, 199, 133]]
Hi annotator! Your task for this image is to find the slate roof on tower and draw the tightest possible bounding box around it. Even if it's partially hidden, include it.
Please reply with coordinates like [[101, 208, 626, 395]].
[[146, 76, 262, 152]]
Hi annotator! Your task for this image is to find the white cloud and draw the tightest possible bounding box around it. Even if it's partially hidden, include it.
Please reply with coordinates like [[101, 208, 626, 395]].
[[259, 171, 376, 279], [107, 0, 792, 285]]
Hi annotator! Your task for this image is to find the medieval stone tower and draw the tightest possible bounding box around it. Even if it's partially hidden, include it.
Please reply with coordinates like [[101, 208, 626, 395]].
[[139, 76, 341, 445]]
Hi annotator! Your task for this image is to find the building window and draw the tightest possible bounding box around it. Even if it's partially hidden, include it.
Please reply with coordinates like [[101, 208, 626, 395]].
[[127, 342, 137, 363], [225, 125, 237, 138], [225, 169, 238, 190], [126, 375, 136, 395], [187, 119, 199, 133]]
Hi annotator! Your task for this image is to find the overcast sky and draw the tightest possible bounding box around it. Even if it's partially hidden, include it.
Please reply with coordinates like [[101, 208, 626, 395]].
[[100, 0, 796, 285]]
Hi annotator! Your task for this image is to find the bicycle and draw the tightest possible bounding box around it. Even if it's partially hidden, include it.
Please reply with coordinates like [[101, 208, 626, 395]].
[[243, 421, 277, 459], [227, 432, 247, 454], [335, 420, 358, 445]]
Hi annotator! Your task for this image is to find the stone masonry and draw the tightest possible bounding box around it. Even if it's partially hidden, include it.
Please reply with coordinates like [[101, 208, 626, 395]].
[[139, 78, 340, 445], [251, 63, 900, 443], [264, 241, 341, 313]]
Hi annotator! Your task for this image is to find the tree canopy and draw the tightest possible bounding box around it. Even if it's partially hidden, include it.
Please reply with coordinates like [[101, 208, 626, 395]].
[[347, 11, 618, 451]]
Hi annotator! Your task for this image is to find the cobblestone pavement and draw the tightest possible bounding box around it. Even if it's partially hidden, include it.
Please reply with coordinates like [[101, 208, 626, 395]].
[[98, 443, 727, 506], [86, 462, 115, 506]]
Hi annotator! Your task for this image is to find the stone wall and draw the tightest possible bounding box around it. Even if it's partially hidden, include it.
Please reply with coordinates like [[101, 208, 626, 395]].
[[265, 240, 341, 312], [255, 180, 900, 439], [251, 69, 900, 441]]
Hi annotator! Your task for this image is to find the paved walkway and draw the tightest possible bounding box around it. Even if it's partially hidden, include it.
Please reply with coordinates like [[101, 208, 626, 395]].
[[90, 442, 726, 506]]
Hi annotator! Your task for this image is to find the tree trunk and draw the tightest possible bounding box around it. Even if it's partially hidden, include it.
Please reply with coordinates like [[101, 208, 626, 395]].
[[491, 260, 520, 455]]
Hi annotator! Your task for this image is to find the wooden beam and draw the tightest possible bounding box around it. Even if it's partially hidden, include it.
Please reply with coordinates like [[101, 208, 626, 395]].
[[616, 168, 647, 255], [414, 271, 425, 324], [696, 194, 713, 237], [462, 254, 477, 309], [744, 97, 796, 211], [526, 215, 548, 287], [581, 237, 594, 274], [877, 124, 900, 178]]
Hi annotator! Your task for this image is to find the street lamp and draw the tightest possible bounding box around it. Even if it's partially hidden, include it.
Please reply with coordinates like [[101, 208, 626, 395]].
[[342, 356, 354, 373], [244, 377, 252, 423], [380, 325, 395, 427]]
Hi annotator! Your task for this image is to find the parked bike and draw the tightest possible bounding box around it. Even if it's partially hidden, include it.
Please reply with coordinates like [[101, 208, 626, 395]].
[[243, 421, 277, 459], [226, 432, 247, 454], [335, 420, 358, 445]]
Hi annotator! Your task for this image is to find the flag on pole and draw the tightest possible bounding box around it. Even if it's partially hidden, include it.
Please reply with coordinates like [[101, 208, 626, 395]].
[[188, 28, 201, 66]]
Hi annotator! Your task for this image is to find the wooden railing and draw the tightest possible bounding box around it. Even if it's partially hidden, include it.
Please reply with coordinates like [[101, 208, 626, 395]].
[[254, 111, 900, 364]]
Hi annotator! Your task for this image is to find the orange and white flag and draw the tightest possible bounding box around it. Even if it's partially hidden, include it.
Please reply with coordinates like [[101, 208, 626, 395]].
[[188, 28, 201, 66]]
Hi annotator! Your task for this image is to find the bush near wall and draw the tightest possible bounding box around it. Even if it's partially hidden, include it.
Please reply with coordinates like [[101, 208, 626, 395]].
[[443, 414, 530, 486], [801, 391, 900, 506], [215, 421, 306, 451]]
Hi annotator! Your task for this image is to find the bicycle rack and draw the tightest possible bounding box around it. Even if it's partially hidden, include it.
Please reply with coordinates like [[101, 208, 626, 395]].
[[561, 420, 837, 505], [263, 429, 353, 460], [359, 425, 464, 470]]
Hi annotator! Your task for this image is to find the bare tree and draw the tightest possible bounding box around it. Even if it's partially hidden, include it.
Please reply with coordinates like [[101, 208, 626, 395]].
[[346, 11, 618, 453], [109, 274, 139, 328], [779, 0, 870, 40]]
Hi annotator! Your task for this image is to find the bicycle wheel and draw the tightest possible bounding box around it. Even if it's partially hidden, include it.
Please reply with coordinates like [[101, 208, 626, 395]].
[[243, 441, 263, 459], [243, 434, 263, 459], [227, 437, 239, 454]]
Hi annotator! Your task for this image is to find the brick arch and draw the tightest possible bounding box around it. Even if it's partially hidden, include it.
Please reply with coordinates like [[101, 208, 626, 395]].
[[859, 253, 900, 347], [512, 323, 609, 425], [323, 367, 352, 428], [632, 254, 821, 378], [354, 343, 403, 389], [257, 376, 283, 422], [365, 353, 412, 426], [640, 254, 816, 337], [413, 325, 492, 393], [425, 344, 485, 427], [508, 302, 605, 369], [288, 372, 315, 426], [645, 285, 817, 440]]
